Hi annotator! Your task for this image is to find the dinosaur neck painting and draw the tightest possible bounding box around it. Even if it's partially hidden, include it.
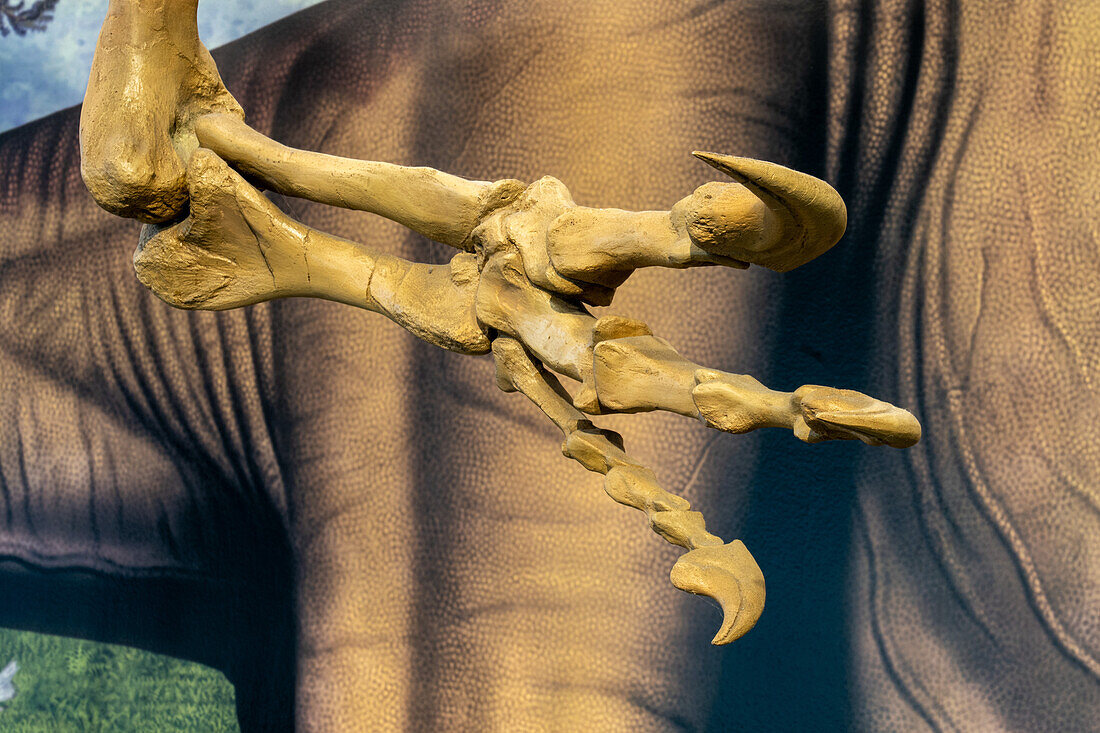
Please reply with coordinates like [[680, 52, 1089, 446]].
[[79, 0, 918, 651]]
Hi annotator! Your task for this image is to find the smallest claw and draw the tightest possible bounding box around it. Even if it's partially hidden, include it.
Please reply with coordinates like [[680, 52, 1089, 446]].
[[794, 386, 921, 448], [670, 540, 766, 645]]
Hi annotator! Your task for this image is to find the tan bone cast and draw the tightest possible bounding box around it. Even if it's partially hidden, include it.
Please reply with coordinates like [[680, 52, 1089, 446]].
[[79, 0, 921, 645]]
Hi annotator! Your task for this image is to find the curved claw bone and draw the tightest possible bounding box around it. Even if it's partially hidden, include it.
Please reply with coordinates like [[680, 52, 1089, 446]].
[[691, 152, 847, 272], [671, 540, 766, 645]]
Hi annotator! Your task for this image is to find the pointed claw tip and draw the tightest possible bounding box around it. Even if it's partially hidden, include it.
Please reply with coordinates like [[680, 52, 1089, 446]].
[[671, 539, 766, 645], [691, 150, 722, 160]]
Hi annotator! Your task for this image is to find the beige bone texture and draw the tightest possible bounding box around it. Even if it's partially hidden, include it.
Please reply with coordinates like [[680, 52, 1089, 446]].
[[79, 0, 921, 648], [80, 0, 244, 223]]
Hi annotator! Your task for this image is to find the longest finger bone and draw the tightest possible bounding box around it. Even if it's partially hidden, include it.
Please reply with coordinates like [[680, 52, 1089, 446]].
[[474, 259, 921, 449], [194, 113, 526, 250], [490, 337, 766, 644], [593, 332, 922, 448]]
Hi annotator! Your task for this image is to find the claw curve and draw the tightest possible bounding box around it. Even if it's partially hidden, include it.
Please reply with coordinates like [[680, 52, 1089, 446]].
[[692, 152, 847, 272], [670, 539, 766, 645]]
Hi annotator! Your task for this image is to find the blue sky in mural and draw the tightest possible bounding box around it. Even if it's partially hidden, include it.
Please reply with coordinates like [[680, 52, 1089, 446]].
[[0, 0, 327, 134]]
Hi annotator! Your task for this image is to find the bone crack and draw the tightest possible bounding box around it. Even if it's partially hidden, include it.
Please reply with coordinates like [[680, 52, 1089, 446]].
[[490, 336, 764, 643]]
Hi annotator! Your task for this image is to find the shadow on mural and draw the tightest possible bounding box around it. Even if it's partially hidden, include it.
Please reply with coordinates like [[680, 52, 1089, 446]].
[[1, 0, 1099, 731]]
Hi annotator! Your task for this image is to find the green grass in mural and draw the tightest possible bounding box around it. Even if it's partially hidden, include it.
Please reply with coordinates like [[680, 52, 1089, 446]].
[[0, 627, 238, 732]]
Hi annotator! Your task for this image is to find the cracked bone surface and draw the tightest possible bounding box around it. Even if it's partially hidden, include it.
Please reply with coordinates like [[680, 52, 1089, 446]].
[[137, 148, 490, 355], [80, 0, 244, 223], [79, 0, 922, 646]]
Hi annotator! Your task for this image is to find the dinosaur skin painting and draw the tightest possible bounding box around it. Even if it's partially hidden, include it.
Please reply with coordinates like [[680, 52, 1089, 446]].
[[2, 1, 1099, 731]]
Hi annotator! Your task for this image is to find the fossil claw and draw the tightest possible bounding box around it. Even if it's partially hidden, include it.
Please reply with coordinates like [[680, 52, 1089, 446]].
[[691, 152, 847, 272], [670, 539, 766, 645], [794, 386, 922, 448]]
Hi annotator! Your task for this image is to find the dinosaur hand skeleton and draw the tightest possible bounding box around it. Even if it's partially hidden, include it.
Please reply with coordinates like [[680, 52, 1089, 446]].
[[79, 0, 921, 644]]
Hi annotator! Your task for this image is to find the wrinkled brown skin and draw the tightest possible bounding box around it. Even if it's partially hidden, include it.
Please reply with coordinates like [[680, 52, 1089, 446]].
[[1, 0, 1098, 730]]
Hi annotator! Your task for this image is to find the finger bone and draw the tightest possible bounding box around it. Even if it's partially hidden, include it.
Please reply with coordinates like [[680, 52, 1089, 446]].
[[794, 386, 922, 448], [592, 334, 699, 416]]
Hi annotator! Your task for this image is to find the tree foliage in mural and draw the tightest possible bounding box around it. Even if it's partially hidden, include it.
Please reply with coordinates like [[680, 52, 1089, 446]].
[[1, 0, 57, 36]]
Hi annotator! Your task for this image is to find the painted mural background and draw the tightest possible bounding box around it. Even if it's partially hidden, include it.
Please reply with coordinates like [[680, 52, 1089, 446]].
[[0, 4, 322, 727], [0, 0, 325, 133]]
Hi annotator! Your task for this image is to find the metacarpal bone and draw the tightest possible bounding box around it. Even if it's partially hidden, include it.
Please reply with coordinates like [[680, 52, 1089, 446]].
[[476, 250, 598, 388], [592, 334, 701, 417], [481, 176, 619, 307], [136, 149, 489, 354], [194, 112, 526, 251], [80, 0, 244, 224]]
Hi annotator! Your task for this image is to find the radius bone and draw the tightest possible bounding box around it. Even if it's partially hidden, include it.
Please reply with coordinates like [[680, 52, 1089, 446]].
[[80, 0, 244, 224]]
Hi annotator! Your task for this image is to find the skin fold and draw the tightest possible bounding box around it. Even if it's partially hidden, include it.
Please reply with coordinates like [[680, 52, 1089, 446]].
[[1, 0, 1098, 730]]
